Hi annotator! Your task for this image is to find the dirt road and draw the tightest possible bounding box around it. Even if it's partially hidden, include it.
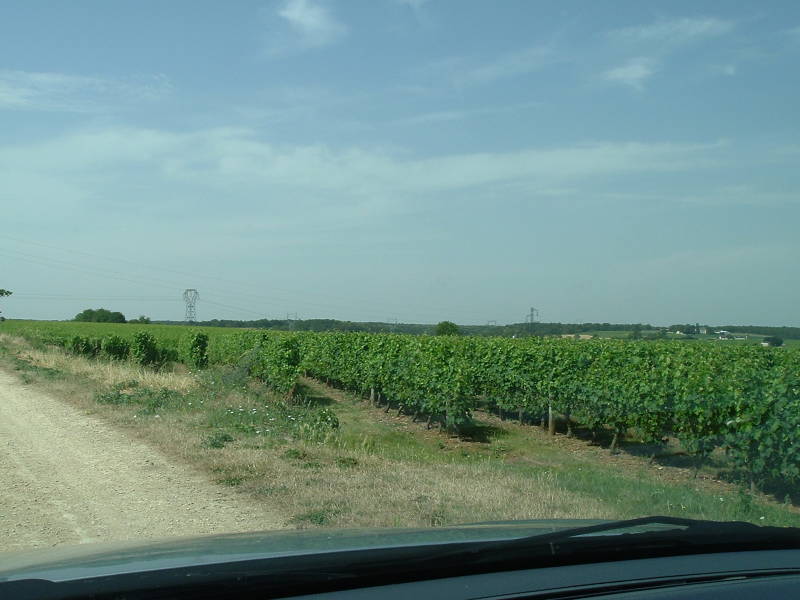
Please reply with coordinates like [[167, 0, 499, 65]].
[[0, 369, 284, 553]]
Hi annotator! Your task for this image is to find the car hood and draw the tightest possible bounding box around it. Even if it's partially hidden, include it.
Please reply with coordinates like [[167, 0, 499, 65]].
[[0, 519, 607, 582]]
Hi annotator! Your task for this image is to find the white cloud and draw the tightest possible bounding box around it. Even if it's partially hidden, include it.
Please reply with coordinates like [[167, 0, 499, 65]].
[[0, 127, 725, 217], [455, 46, 555, 87], [609, 17, 734, 45], [415, 46, 556, 89], [0, 70, 170, 112], [395, 101, 540, 125], [273, 0, 347, 52], [602, 57, 655, 90]]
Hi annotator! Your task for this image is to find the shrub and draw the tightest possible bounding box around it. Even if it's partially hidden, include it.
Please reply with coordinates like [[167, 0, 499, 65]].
[[68, 335, 101, 358], [101, 335, 130, 360], [131, 331, 159, 367], [249, 334, 302, 395], [181, 331, 209, 369]]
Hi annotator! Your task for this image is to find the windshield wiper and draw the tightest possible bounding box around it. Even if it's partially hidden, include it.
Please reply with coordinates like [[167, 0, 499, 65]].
[[454, 516, 800, 571]]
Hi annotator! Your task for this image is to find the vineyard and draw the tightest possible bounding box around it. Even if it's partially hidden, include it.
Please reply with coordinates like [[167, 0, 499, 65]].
[[3, 319, 799, 493]]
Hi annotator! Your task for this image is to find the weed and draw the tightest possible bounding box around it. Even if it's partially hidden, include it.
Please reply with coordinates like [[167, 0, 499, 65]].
[[282, 448, 308, 460], [95, 390, 136, 405], [290, 505, 341, 527], [217, 476, 244, 486], [12, 357, 62, 380], [202, 431, 234, 449], [210, 401, 339, 441], [335, 456, 359, 468], [413, 495, 448, 527], [255, 484, 290, 496]]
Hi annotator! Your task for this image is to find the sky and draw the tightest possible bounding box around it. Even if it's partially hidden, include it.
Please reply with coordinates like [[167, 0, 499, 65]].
[[1, 0, 799, 326]]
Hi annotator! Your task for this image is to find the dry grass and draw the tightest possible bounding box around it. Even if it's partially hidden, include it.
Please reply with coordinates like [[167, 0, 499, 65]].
[[0, 334, 196, 392], [136, 406, 613, 529], [215, 444, 613, 527]]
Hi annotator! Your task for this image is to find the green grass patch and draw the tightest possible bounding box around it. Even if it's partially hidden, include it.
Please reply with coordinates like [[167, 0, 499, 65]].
[[298, 378, 800, 528], [202, 431, 234, 449], [217, 476, 244, 487], [282, 448, 308, 460], [290, 504, 343, 527], [335, 456, 359, 468], [10, 356, 63, 381]]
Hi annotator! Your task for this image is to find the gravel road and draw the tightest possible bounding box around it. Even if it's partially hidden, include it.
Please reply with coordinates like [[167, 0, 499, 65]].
[[0, 369, 284, 553]]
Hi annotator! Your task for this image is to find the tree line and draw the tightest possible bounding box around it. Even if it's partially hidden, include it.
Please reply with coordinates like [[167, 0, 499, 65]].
[[74, 308, 150, 324]]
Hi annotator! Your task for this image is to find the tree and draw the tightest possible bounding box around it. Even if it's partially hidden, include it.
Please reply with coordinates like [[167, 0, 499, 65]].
[[435, 321, 461, 336], [0, 288, 11, 317], [129, 315, 151, 324], [74, 308, 126, 323], [764, 336, 784, 347]]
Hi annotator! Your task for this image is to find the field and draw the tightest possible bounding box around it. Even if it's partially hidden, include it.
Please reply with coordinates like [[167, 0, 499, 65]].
[[2, 319, 800, 529], [0, 320, 235, 349]]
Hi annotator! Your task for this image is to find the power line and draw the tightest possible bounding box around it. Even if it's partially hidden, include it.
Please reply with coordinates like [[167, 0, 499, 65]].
[[1, 235, 505, 322], [12, 294, 175, 301]]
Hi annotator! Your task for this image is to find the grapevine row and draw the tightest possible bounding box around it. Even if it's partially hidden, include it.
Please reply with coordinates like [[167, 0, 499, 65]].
[[3, 320, 798, 489]]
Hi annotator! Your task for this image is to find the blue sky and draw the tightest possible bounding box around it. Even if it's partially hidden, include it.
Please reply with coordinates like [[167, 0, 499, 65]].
[[1, 0, 799, 325]]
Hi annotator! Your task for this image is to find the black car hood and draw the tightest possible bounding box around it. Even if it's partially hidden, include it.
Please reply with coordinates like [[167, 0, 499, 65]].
[[0, 519, 607, 583]]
